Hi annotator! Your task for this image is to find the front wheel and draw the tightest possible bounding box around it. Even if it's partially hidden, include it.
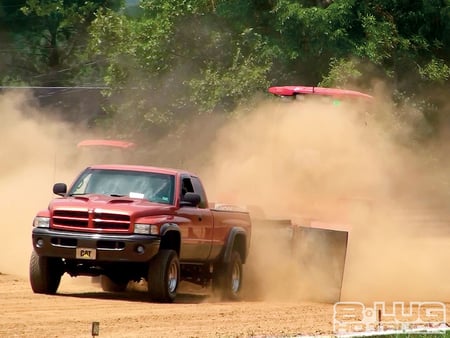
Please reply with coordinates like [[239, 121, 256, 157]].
[[147, 250, 180, 303], [213, 251, 243, 301], [29, 250, 63, 294]]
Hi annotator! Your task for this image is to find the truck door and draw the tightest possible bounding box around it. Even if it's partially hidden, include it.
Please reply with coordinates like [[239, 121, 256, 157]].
[[176, 176, 213, 261]]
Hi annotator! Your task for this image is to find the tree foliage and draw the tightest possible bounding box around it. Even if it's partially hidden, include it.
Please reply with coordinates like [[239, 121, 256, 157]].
[[0, 0, 448, 138], [0, 0, 121, 86]]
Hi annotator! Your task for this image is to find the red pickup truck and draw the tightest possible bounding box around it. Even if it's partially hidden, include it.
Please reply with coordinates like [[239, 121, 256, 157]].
[[30, 164, 251, 302]]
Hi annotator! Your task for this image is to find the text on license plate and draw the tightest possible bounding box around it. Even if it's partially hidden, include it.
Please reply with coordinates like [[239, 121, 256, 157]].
[[76, 247, 96, 260]]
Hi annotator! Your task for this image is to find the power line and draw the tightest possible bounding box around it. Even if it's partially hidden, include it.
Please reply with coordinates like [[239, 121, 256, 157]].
[[0, 86, 108, 89], [0, 86, 109, 100]]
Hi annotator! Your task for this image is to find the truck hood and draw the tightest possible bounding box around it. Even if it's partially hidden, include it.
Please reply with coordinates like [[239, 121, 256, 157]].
[[50, 194, 174, 217]]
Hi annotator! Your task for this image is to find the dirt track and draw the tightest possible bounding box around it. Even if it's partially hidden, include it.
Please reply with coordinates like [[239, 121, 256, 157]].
[[0, 273, 336, 337]]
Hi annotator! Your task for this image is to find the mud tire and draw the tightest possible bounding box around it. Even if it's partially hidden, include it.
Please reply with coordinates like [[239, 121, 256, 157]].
[[29, 250, 62, 294], [147, 250, 180, 303], [213, 251, 243, 301]]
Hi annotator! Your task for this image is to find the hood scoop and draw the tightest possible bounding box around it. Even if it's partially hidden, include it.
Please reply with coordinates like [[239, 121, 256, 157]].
[[72, 195, 137, 204], [108, 199, 135, 204], [73, 196, 89, 202]]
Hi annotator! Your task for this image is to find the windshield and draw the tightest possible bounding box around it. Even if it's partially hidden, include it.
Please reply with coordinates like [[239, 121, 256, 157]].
[[68, 169, 175, 205]]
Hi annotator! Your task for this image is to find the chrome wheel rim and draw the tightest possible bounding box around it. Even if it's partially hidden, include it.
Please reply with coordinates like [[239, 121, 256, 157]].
[[167, 260, 178, 293], [231, 262, 241, 293]]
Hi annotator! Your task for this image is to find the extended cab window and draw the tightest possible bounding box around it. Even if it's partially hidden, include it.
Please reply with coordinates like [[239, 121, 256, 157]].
[[69, 169, 175, 205]]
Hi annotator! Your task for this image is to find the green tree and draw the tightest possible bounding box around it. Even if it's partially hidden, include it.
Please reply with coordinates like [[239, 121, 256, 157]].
[[0, 0, 122, 86], [4, 0, 446, 140], [88, 0, 273, 138], [86, 0, 449, 139]]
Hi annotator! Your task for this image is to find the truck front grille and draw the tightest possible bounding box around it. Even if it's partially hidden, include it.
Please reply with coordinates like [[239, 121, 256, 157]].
[[53, 210, 131, 231]]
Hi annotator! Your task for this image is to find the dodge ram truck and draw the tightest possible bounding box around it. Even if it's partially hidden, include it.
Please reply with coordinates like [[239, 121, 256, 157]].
[[30, 164, 251, 302]]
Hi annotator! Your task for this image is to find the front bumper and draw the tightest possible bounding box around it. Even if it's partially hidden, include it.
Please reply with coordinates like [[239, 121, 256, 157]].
[[32, 228, 160, 262]]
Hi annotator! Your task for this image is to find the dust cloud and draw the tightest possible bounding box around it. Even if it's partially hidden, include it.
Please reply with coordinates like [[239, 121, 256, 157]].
[[1, 86, 449, 305], [197, 91, 450, 303], [0, 90, 83, 276]]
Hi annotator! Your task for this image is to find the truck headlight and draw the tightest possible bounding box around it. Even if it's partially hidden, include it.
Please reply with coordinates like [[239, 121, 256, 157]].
[[33, 217, 50, 228], [134, 223, 159, 235]]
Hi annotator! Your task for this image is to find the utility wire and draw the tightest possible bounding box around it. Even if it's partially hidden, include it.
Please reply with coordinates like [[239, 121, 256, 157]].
[[0, 86, 108, 89]]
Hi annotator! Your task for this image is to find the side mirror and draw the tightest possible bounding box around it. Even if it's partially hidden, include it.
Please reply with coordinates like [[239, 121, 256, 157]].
[[180, 192, 201, 207], [53, 183, 67, 196]]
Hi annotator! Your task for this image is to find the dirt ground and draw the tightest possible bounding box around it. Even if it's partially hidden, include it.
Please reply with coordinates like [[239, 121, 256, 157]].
[[0, 273, 337, 338], [1, 272, 449, 338]]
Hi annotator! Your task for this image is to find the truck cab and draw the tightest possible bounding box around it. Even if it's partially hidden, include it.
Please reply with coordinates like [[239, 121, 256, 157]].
[[30, 164, 251, 302]]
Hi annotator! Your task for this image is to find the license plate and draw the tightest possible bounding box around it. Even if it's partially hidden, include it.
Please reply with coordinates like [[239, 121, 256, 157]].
[[76, 247, 96, 260]]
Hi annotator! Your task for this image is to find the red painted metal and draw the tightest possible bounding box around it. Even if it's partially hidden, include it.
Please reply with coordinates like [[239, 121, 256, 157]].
[[268, 86, 373, 100], [77, 139, 136, 149]]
